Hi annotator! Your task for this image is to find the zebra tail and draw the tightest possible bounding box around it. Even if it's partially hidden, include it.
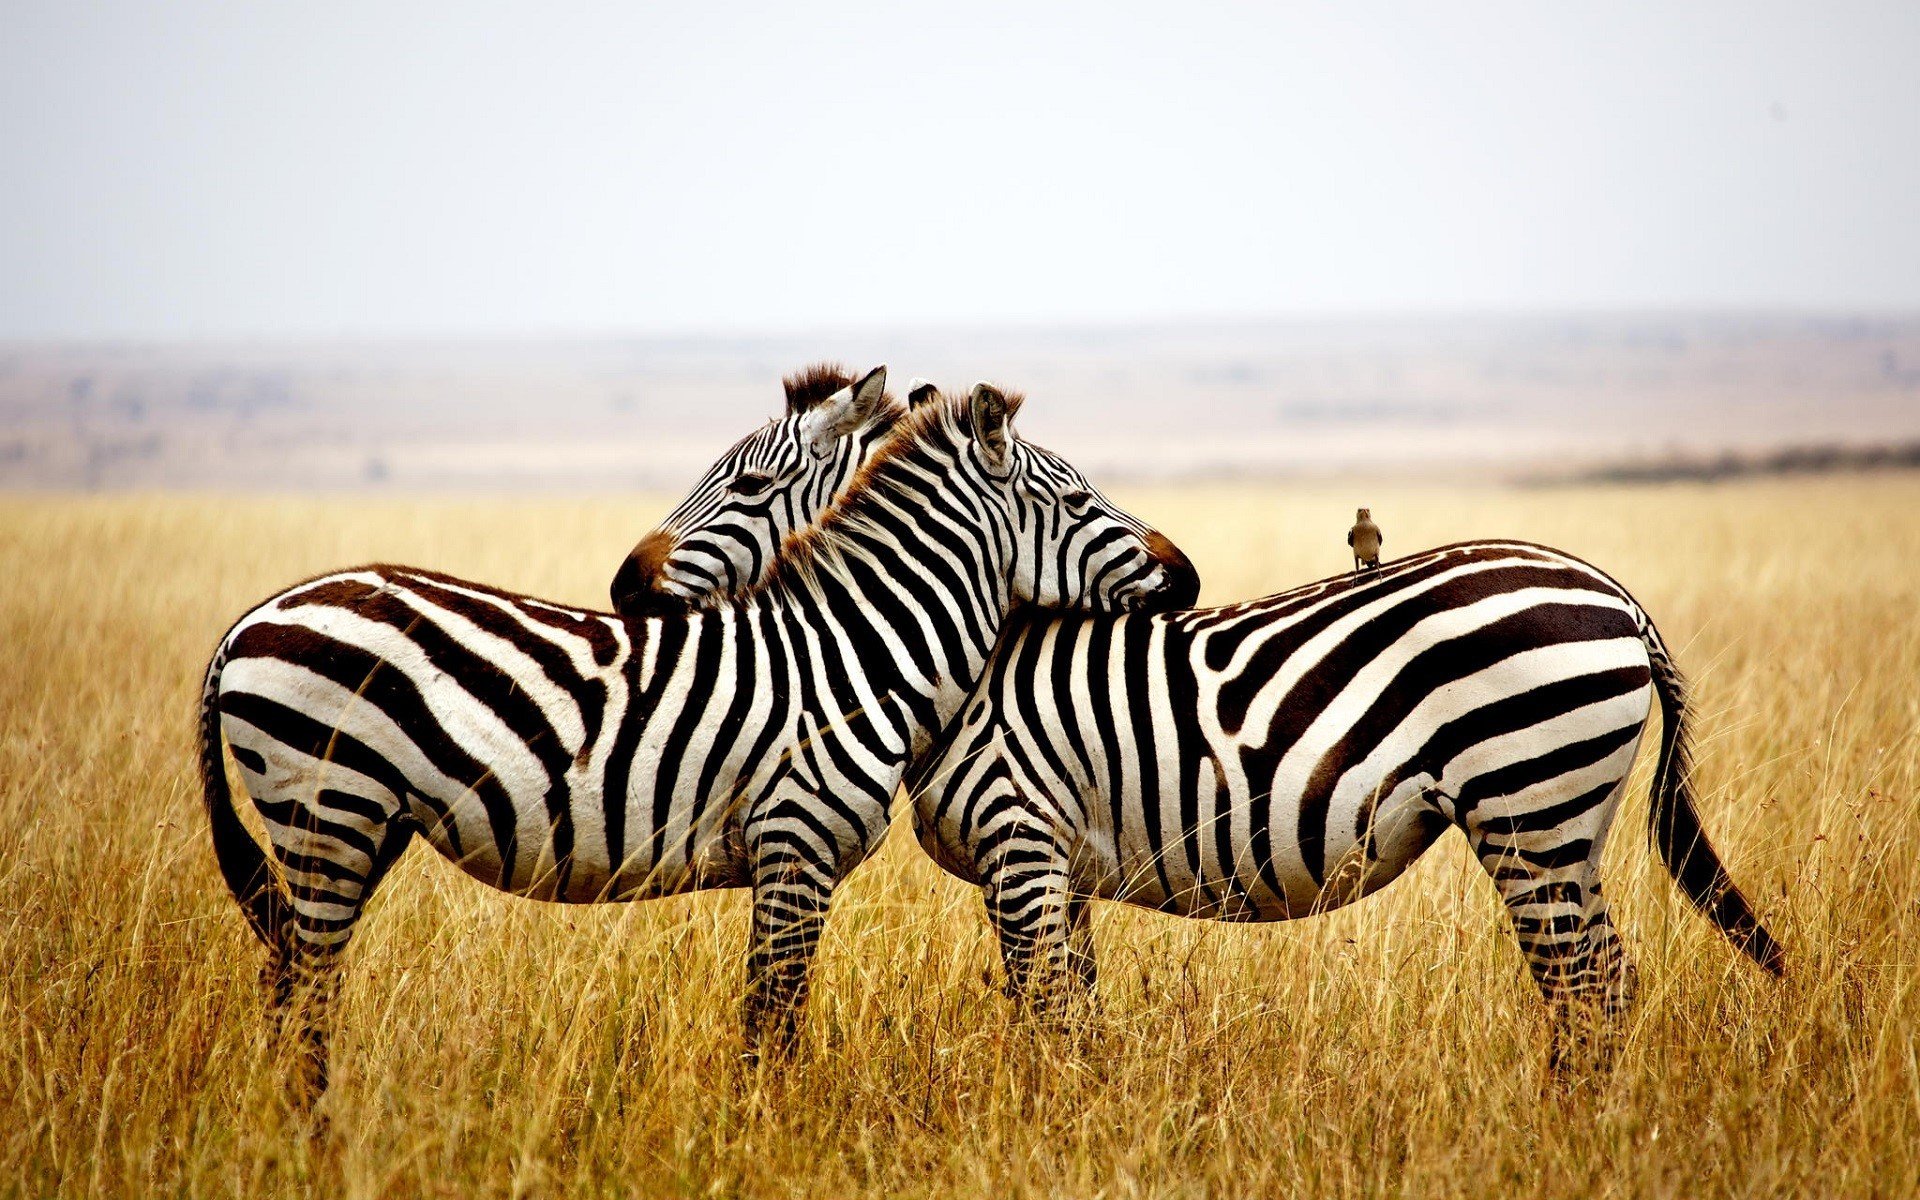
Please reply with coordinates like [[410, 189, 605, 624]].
[[1642, 623, 1785, 976], [200, 639, 287, 949]]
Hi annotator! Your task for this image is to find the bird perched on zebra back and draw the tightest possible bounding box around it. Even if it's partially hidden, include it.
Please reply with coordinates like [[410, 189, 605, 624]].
[[1348, 507, 1383, 571]]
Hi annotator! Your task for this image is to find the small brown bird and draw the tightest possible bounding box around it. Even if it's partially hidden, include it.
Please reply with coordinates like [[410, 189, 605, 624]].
[[1348, 507, 1382, 572]]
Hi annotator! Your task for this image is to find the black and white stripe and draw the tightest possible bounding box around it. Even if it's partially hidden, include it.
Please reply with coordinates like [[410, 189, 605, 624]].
[[907, 540, 1783, 1038], [199, 381, 1198, 1097]]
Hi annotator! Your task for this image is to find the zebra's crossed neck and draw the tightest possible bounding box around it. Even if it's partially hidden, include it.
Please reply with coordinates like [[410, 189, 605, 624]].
[[611, 363, 905, 616], [749, 388, 1017, 606]]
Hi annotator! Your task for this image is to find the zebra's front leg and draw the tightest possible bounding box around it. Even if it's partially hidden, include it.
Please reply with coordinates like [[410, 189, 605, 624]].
[[979, 808, 1088, 1021], [740, 832, 842, 1061]]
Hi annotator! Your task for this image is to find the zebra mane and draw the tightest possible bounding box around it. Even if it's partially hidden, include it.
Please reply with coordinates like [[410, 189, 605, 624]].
[[782, 363, 855, 411], [749, 389, 1023, 601]]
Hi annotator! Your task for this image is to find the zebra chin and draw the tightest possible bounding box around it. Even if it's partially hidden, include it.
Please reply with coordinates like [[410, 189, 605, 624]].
[[609, 543, 703, 618], [1105, 563, 1200, 614], [1141, 533, 1202, 611]]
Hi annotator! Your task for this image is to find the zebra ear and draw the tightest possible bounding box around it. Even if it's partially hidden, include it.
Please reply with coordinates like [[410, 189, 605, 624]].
[[907, 378, 939, 409], [801, 364, 887, 457], [851, 363, 888, 413], [968, 382, 1012, 472]]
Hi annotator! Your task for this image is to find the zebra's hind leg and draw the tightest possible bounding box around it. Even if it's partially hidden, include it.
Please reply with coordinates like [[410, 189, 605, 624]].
[[262, 938, 343, 1106], [257, 792, 415, 1106], [1464, 777, 1637, 1074]]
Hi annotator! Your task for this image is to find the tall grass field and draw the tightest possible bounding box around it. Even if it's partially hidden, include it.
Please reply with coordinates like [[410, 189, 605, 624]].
[[4, 478, 1916, 1197]]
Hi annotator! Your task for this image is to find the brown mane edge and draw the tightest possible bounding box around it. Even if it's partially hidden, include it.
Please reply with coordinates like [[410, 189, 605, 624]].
[[782, 362, 858, 412]]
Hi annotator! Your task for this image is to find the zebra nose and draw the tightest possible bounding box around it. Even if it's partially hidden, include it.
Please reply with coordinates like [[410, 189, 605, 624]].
[[1145, 532, 1201, 610], [609, 533, 680, 619]]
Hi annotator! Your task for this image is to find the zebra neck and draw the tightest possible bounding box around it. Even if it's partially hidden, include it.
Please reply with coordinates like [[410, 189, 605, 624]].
[[764, 438, 1017, 742]]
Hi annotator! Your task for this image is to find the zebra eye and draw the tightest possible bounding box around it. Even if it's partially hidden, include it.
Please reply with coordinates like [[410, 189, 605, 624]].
[[1063, 490, 1094, 511], [730, 473, 774, 497]]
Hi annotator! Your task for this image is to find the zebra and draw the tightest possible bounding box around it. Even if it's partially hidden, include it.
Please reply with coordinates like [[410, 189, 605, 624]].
[[198, 375, 1201, 1098], [609, 362, 903, 615], [904, 539, 1784, 1058]]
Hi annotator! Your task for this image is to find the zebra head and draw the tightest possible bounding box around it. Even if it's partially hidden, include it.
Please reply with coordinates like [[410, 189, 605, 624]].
[[610, 363, 900, 617], [965, 382, 1201, 613]]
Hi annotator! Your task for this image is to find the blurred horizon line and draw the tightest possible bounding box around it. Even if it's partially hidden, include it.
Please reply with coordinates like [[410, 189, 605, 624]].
[[5, 308, 1918, 493]]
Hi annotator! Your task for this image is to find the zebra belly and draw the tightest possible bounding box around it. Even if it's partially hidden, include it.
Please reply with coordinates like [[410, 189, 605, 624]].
[[411, 793, 749, 903], [904, 761, 1430, 920], [1076, 767, 1438, 921]]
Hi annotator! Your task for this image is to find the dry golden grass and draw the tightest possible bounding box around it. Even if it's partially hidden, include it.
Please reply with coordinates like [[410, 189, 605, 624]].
[[3, 478, 1917, 1198]]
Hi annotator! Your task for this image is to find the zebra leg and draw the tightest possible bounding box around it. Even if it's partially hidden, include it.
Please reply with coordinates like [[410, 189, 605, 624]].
[[257, 793, 415, 1104], [1464, 777, 1636, 1071], [262, 938, 343, 1105], [740, 839, 838, 1061], [978, 800, 1086, 1020]]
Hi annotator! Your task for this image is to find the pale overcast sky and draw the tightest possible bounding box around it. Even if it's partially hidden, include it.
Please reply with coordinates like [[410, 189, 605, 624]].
[[2, 1, 1917, 340]]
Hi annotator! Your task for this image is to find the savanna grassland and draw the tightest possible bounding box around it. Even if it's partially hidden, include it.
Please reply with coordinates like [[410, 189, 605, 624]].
[[3, 478, 1917, 1198]]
